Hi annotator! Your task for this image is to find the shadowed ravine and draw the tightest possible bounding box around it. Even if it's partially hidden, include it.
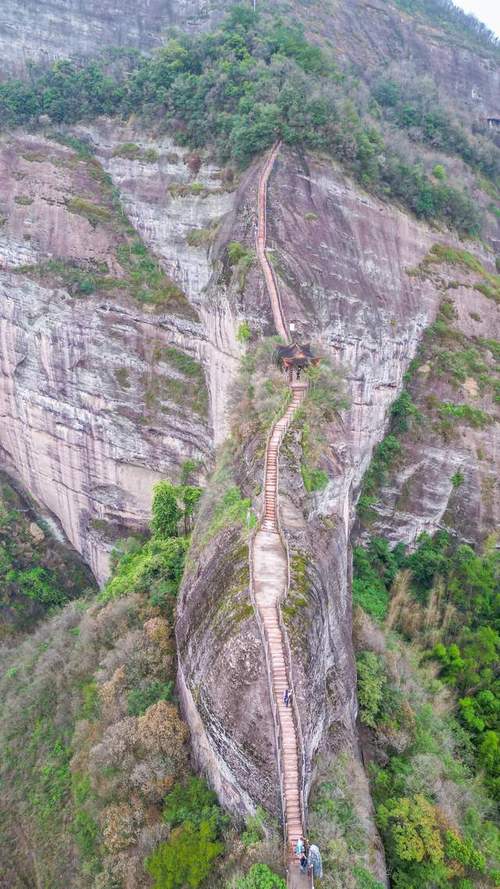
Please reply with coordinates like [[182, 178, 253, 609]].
[[250, 143, 313, 888]]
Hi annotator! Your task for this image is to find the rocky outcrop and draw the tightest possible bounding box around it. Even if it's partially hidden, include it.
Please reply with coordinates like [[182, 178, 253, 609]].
[[0, 131, 218, 581], [0, 110, 496, 847], [290, 0, 500, 118], [361, 280, 499, 547], [177, 523, 279, 820], [176, 143, 497, 837], [75, 120, 243, 444]]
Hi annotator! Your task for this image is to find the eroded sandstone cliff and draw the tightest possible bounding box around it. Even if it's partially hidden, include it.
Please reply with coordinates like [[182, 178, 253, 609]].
[[0, 6, 498, 882], [175, 145, 497, 843]]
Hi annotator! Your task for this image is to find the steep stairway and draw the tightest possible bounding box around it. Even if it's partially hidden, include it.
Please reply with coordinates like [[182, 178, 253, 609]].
[[251, 142, 312, 887]]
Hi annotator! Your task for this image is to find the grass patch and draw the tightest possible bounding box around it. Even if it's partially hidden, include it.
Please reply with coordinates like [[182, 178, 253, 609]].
[[301, 466, 329, 492], [437, 400, 493, 429], [149, 346, 208, 417], [236, 321, 252, 344], [116, 240, 191, 312], [111, 142, 159, 163], [418, 244, 500, 303], [14, 258, 122, 297], [186, 225, 218, 247], [225, 241, 255, 291], [66, 197, 112, 227], [112, 142, 141, 160]]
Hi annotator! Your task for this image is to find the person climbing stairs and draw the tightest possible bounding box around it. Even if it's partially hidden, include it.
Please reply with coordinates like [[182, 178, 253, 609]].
[[251, 141, 315, 888]]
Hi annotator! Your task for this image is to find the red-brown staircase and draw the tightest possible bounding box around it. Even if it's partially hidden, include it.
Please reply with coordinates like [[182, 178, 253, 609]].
[[250, 142, 312, 888]]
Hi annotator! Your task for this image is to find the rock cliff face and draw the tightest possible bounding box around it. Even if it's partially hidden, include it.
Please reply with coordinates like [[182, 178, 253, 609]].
[[0, 0, 227, 75], [0, 131, 219, 581], [175, 144, 497, 838], [1, 118, 497, 817], [75, 120, 243, 445], [0, 0, 498, 858], [292, 0, 500, 118]]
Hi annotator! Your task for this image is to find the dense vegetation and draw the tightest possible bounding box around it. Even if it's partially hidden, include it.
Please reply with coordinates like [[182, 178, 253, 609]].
[[308, 752, 386, 889], [0, 5, 487, 234], [354, 532, 499, 888], [355, 531, 499, 801], [0, 473, 204, 886], [393, 0, 499, 55], [353, 255, 499, 887], [0, 462, 290, 888], [371, 75, 499, 183], [0, 477, 94, 637]]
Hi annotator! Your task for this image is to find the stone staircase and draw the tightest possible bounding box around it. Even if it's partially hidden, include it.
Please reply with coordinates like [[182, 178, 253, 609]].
[[251, 142, 313, 887], [262, 385, 306, 532], [251, 385, 310, 887]]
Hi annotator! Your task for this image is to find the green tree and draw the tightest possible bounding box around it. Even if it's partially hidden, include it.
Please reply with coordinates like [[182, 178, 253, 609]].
[[152, 481, 182, 538], [181, 485, 202, 534], [146, 819, 224, 889], [377, 794, 444, 864], [163, 777, 223, 830]]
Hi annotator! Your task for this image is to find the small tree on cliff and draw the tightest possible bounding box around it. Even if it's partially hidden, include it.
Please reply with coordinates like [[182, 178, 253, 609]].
[[181, 486, 202, 535], [152, 482, 182, 538]]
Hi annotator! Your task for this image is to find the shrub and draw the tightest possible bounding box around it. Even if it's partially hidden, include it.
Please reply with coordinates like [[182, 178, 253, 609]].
[[240, 807, 266, 847], [206, 487, 256, 540], [377, 794, 444, 864], [356, 651, 386, 728], [352, 867, 385, 889], [6, 565, 66, 607], [152, 481, 182, 538], [145, 819, 224, 889], [236, 321, 252, 343], [406, 531, 450, 595], [437, 401, 492, 429], [301, 466, 329, 492], [102, 536, 188, 604], [163, 778, 222, 829], [180, 459, 201, 485], [233, 863, 286, 889], [352, 538, 405, 620], [112, 142, 141, 159], [127, 680, 174, 716], [66, 197, 112, 227]]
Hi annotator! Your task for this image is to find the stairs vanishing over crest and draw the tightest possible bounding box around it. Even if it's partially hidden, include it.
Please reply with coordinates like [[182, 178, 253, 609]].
[[250, 142, 313, 888]]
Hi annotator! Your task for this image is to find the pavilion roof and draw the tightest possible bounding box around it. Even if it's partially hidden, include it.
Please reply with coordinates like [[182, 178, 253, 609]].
[[277, 342, 316, 361]]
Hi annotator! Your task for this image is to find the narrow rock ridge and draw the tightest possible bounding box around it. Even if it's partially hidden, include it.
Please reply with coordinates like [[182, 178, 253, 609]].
[[250, 144, 312, 887]]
